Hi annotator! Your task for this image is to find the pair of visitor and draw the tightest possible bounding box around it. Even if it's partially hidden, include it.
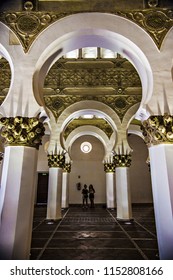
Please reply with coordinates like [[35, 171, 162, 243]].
[[82, 184, 95, 208]]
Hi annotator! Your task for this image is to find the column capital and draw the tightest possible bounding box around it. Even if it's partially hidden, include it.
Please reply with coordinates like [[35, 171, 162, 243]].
[[63, 163, 71, 173], [114, 154, 132, 167], [104, 162, 116, 173], [47, 153, 65, 168], [0, 116, 45, 149], [141, 113, 173, 146]]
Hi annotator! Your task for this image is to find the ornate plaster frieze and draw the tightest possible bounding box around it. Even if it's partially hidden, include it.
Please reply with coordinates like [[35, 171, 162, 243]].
[[104, 162, 116, 173], [117, 8, 173, 49], [44, 94, 141, 121], [47, 153, 65, 168], [45, 58, 141, 91], [43, 56, 141, 121], [0, 116, 45, 149], [141, 113, 173, 146], [63, 162, 71, 173], [114, 154, 132, 167], [0, 58, 11, 104], [0, 8, 173, 52], [64, 118, 113, 139]]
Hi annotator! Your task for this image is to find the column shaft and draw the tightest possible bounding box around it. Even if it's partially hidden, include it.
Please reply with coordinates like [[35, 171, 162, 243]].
[[149, 144, 173, 260], [46, 167, 62, 220], [62, 172, 69, 208], [116, 167, 132, 220], [106, 172, 116, 208], [0, 146, 38, 259]]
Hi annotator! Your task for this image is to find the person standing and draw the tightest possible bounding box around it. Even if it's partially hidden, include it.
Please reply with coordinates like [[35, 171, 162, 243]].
[[89, 184, 95, 208], [82, 184, 89, 208]]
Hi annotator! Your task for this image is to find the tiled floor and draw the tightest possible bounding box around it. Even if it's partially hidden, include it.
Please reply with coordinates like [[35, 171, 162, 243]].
[[30, 205, 159, 260]]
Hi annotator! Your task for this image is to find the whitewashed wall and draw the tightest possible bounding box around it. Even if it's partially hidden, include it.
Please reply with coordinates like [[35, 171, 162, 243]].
[[69, 135, 106, 204], [128, 134, 153, 203]]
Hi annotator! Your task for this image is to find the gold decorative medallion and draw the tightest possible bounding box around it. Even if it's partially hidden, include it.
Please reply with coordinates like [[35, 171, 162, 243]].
[[0, 8, 173, 52]]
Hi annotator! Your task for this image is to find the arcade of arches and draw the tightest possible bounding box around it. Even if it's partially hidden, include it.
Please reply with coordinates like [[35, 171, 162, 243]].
[[0, 0, 173, 260]]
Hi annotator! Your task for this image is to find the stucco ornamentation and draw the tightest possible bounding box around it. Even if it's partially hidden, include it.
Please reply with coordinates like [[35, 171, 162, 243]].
[[141, 113, 173, 146], [47, 153, 65, 168], [0, 116, 45, 149], [63, 163, 71, 173], [104, 162, 116, 173], [114, 154, 132, 167], [0, 8, 173, 51]]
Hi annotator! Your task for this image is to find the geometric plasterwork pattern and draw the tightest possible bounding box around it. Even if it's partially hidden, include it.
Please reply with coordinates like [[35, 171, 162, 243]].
[[47, 153, 65, 168], [44, 58, 141, 93], [113, 154, 132, 167], [44, 56, 142, 122], [0, 116, 45, 149], [141, 113, 173, 146], [0, 58, 11, 105], [0, 8, 173, 52], [104, 162, 116, 173], [44, 94, 141, 122], [63, 118, 113, 140]]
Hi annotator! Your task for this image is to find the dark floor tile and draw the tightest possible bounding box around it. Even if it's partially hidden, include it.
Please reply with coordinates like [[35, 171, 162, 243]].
[[58, 225, 122, 231], [33, 222, 42, 228], [31, 205, 158, 261], [48, 238, 135, 249], [120, 225, 146, 232], [134, 239, 158, 249], [33, 224, 59, 231], [142, 249, 160, 260], [53, 231, 127, 239], [31, 238, 48, 248], [30, 249, 42, 260], [128, 231, 154, 238], [32, 231, 52, 238], [39, 248, 144, 260]]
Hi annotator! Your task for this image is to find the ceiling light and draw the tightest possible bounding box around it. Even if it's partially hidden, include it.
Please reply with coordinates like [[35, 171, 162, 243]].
[[80, 142, 92, 153]]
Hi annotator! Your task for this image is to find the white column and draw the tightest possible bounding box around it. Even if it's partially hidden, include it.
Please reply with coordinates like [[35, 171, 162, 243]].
[[62, 172, 69, 208], [106, 172, 116, 208], [149, 144, 173, 260], [116, 167, 132, 220], [0, 146, 38, 260], [46, 167, 62, 220], [0, 160, 3, 180]]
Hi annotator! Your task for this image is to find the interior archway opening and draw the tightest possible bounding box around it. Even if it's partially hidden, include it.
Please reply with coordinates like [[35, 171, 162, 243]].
[[69, 135, 106, 206]]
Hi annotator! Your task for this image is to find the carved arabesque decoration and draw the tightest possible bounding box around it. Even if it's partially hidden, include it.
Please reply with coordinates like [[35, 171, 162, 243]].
[[0, 58, 11, 105], [43, 55, 141, 122], [104, 162, 116, 173], [64, 118, 113, 139], [44, 58, 141, 92], [0, 116, 45, 149], [47, 153, 65, 168], [141, 113, 173, 146], [114, 154, 132, 167], [117, 9, 173, 49], [0, 8, 173, 52], [44, 94, 141, 122], [63, 163, 71, 173]]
